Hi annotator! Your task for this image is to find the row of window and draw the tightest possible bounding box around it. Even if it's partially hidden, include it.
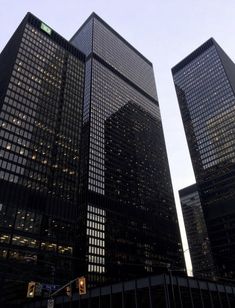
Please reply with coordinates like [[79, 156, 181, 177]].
[[0, 24, 84, 199], [0, 234, 72, 255], [93, 18, 157, 100]]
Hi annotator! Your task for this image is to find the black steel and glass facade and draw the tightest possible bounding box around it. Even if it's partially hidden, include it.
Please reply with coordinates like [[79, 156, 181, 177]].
[[179, 184, 215, 279], [172, 38, 235, 279], [0, 13, 85, 303], [71, 13, 184, 285], [0, 11, 185, 304]]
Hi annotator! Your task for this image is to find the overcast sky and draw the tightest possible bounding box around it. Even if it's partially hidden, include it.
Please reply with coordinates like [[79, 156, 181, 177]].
[[1, 0, 235, 273]]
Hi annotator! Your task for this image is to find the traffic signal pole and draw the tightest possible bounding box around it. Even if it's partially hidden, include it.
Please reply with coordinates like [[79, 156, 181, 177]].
[[50, 277, 77, 298]]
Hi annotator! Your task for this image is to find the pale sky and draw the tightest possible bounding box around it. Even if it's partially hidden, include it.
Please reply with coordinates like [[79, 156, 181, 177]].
[[1, 0, 235, 273]]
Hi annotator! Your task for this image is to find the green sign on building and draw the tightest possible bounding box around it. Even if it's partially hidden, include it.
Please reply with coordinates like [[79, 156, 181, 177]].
[[40, 22, 52, 35]]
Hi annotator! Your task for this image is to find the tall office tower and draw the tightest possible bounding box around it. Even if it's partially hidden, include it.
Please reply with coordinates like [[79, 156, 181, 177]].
[[179, 184, 215, 279], [71, 13, 184, 285], [172, 38, 235, 279], [0, 13, 85, 302]]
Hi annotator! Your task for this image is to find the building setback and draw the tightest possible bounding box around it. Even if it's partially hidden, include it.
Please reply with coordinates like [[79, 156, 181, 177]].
[[0, 12, 85, 303], [71, 13, 184, 286], [172, 38, 235, 279], [179, 184, 215, 279]]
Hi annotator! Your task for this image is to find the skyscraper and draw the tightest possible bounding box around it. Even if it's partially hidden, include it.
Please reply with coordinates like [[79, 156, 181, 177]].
[[0, 12, 85, 302], [179, 184, 215, 278], [71, 13, 184, 285], [172, 38, 235, 278], [0, 12, 184, 304]]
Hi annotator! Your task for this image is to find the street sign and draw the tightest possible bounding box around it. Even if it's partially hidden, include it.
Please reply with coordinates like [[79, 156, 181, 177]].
[[47, 299, 54, 308], [42, 284, 60, 291]]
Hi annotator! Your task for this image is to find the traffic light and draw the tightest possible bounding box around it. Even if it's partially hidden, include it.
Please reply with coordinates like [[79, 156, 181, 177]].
[[27, 281, 36, 298], [34, 283, 42, 297], [77, 276, 86, 295], [66, 285, 72, 297]]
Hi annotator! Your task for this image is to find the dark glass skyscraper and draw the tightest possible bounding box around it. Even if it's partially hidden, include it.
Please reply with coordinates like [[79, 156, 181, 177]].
[[172, 38, 235, 279], [0, 13, 85, 303], [0, 12, 184, 304], [71, 13, 184, 285], [179, 184, 215, 279]]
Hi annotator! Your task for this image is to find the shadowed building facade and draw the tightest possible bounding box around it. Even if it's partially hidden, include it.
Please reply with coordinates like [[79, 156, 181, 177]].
[[179, 184, 215, 279], [0, 13, 85, 303], [71, 13, 184, 286], [172, 38, 235, 279]]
